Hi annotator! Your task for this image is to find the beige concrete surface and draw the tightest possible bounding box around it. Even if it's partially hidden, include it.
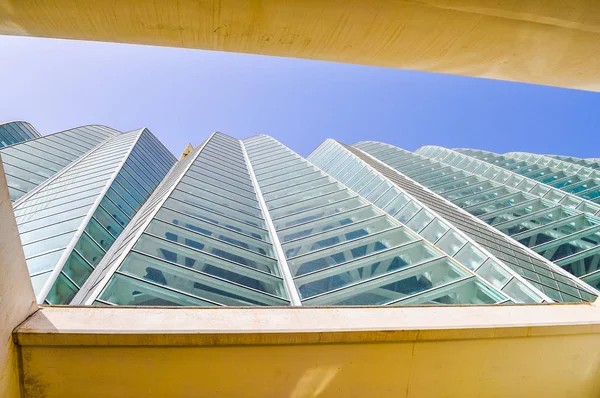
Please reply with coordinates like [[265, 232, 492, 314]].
[[0, 156, 37, 398], [13, 304, 600, 397], [1, 1, 600, 91], [15, 304, 600, 343]]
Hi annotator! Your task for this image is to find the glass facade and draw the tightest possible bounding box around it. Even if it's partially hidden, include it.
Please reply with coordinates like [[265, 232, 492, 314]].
[[414, 147, 600, 291], [12, 128, 175, 304], [3, 122, 597, 306], [308, 140, 548, 303], [0, 125, 119, 201], [350, 141, 598, 301], [243, 135, 508, 306], [75, 133, 512, 307], [0, 121, 40, 148], [78, 133, 290, 306]]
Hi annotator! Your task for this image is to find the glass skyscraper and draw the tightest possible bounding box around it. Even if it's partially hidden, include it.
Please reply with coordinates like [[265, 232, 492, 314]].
[[349, 143, 600, 295], [74, 133, 509, 306], [6, 126, 176, 304], [0, 121, 40, 148], [0, 125, 120, 201], [2, 122, 599, 306]]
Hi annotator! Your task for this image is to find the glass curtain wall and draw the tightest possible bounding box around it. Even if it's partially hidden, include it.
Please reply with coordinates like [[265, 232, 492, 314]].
[[78, 133, 510, 307], [13, 128, 175, 304], [417, 146, 600, 290], [243, 135, 510, 306], [354, 141, 599, 299], [0, 125, 119, 201], [78, 132, 290, 307], [461, 149, 600, 204], [421, 147, 600, 217], [11, 125, 596, 307], [545, 154, 600, 170], [444, 148, 600, 289], [308, 139, 548, 303], [0, 121, 40, 148], [74, 136, 215, 305]]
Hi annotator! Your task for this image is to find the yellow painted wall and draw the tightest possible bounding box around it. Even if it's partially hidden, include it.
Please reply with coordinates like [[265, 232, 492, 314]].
[[14, 305, 600, 397], [1, 1, 599, 91], [18, 331, 600, 397]]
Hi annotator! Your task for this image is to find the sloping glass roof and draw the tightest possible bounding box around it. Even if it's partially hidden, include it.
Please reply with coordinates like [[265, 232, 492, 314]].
[[353, 141, 598, 301]]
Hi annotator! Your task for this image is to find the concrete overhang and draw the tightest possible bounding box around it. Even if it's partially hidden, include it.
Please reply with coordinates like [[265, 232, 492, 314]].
[[0, 1, 599, 91], [13, 303, 600, 397]]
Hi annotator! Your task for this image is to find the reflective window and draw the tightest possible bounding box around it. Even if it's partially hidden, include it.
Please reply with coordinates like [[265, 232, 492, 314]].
[[99, 273, 219, 306]]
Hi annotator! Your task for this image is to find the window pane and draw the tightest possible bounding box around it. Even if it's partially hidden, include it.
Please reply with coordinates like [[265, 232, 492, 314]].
[[99, 273, 219, 306], [118, 251, 287, 306], [26, 250, 63, 275], [85, 217, 116, 251], [477, 259, 511, 289], [62, 251, 94, 286], [133, 234, 286, 297], [74, 232, 105, 267], [46, 273, 78, 304], [288, 227, 418, 276]]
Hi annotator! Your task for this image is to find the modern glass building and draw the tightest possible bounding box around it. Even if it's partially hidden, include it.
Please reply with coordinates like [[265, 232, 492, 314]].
[[0, 124, 120, 201], [73, 133, 511, 306], [2, 122, 599, 306], [7, 127, 176, 304], [0, 121, 41, 148]]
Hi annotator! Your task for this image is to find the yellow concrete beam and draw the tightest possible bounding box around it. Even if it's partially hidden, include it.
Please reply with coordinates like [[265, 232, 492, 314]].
[[15, 304, 600, 397], [1, 1, 600, 91], [0, 156, 37, 398]]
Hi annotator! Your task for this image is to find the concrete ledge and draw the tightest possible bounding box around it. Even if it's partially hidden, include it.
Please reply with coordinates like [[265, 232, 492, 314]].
[[16, 304, 600, 346]]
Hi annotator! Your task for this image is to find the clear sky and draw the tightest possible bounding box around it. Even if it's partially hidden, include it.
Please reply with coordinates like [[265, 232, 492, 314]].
[[1, 35, 599, 158]]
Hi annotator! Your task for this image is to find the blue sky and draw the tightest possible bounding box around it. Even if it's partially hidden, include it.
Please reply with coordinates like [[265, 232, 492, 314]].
[[1, 35, 599, 158]]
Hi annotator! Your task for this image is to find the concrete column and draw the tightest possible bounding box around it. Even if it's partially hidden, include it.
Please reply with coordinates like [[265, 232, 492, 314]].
[[0, 155, 37, 397]]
